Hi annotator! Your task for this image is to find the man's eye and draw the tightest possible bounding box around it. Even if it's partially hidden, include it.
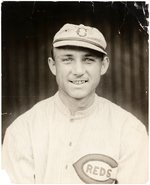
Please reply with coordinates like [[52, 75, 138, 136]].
[[84, 58, 95, 63], [62, 58, 73, 63]]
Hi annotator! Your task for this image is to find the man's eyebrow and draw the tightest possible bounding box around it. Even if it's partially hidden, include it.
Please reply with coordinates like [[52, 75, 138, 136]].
[[61, 54, 73, 57], [84, 54, 95, 57]]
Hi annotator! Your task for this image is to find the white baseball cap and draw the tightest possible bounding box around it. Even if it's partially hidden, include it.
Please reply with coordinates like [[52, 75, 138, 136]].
[[53, 23, 107, 55]]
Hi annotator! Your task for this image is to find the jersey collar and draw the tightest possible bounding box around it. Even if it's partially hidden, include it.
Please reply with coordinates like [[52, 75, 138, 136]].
[[54, 92, 98, 120]]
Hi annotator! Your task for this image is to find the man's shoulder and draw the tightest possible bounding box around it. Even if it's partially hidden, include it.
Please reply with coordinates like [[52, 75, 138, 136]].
[[7, 94, 56, 131], [96, 95, 127, 115], [96, 95, 147, 133], [32, 95, 55, 111], [23, 94, 55, 117]]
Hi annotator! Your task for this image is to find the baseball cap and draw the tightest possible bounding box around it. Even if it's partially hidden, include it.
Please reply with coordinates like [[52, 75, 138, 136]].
[[53, 23, 107, 55]]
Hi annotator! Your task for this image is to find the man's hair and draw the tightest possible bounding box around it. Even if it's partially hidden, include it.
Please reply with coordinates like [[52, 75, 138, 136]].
[[51, 46, 105, 61]]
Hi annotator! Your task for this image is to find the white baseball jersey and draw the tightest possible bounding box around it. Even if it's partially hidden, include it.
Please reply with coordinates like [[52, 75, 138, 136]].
[[2, 92, 148, 184]]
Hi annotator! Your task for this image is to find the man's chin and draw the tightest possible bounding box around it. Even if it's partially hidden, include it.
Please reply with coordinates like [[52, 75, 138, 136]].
[[68, 92, 90, 100]]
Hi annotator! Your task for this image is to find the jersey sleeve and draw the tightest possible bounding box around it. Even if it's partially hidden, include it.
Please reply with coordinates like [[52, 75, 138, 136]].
[[2, 118, 35, 183], [116, 115, 148, 184]]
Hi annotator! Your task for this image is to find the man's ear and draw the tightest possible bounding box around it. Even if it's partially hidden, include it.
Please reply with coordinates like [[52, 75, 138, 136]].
[[101, 56, 110, 75], [48, 57, 56, 76]]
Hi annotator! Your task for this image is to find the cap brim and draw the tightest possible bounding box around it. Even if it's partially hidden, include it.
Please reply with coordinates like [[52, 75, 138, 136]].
[[53, 40, 107, 55]]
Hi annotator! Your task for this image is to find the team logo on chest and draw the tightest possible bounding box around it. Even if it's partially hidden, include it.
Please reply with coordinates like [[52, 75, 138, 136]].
[[73, 154, 118, 184]]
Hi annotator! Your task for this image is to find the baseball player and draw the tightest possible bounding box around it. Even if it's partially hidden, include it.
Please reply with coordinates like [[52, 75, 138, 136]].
[[2, 23, 148, 184]]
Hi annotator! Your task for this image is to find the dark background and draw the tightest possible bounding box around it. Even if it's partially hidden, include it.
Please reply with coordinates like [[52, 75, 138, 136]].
[[2, 1, 149, 141]]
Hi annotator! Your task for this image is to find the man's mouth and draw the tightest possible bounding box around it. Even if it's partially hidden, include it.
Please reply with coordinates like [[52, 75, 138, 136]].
[[69, 80, 88, 85]]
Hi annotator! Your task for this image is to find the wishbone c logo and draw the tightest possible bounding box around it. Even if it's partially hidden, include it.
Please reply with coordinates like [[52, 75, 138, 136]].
[[73, 154, 118, 184]]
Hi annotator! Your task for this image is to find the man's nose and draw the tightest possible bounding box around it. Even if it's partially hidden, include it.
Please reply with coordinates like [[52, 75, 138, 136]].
[[72, 60, 85, 76]]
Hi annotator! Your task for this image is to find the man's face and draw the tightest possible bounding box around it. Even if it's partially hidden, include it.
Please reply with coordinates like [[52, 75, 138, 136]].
[[49, 46, 109, 100]]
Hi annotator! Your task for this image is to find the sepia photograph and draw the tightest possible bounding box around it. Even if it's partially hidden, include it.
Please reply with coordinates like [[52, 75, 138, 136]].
[[1, 1, 149, 183]]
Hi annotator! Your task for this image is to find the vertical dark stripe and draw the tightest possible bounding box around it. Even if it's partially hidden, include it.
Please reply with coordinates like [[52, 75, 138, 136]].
[[18, 38, 25, 115], [130, 27, 136, 110], [34, 26, 40, 102], [110, 20, 117, 103]]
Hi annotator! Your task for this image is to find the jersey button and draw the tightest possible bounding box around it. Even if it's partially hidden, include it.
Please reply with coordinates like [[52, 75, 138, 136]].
[[70, 117, 74, 122], [65, 165, 68, 170], [69, 142, 72, 146]]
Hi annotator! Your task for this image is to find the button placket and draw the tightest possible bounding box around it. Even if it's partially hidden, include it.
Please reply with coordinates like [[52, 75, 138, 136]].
[[62, 117, 75, 177], [65, 117, 77, 170], [68, 116, 75, 149]]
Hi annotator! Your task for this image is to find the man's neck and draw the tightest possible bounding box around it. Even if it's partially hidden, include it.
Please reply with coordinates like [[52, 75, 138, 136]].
[[58, 91, 95, 116]]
